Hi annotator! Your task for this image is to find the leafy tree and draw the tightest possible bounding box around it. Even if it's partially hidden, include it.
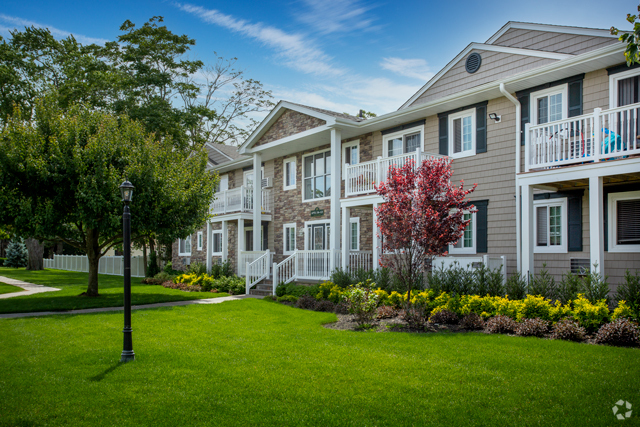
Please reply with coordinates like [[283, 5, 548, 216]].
[[0, 97, 217, 296], [611, 7, 640, 65], [5, 238, 28, 268], [375, 158, 476, 303]]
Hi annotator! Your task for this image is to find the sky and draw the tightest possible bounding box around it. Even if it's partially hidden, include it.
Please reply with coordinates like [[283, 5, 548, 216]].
[[0, 0, 636, 120]]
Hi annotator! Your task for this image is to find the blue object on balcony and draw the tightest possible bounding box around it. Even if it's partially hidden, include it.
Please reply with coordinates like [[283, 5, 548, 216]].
[[601, 128, 623, 154]]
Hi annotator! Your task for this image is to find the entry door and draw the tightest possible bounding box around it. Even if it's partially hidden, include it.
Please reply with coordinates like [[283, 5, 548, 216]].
[[307, 224, 330, 250]]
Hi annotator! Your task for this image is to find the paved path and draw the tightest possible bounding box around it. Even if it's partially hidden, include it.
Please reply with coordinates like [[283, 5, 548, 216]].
[[0, 276, 60, 299], [0, 294, 263, 319]]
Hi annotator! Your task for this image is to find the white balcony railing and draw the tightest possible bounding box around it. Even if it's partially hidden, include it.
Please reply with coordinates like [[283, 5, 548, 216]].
[[210, 186, 271, 215], [348, 250, 374, 271], [526, 103, 640, 171], [345, 149, 446, 197], [273, 250, 340, 288]]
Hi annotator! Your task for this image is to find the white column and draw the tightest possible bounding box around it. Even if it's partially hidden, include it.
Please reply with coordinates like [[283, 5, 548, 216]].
[[341, 206, 350, 270], [238, 218, 245, 257], [589, 176, 604, 276], [329, 128, 342, 272], [206, 222, 212, 274], [253, 152, 262, 252], [372, 202, 380, 270], [222, 220, 228, 263], [521, 184, 534, 280]]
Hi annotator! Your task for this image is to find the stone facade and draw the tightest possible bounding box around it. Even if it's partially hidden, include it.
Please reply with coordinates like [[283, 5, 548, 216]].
[[256, 110, 326, 147], [171, 224, 208, 271]]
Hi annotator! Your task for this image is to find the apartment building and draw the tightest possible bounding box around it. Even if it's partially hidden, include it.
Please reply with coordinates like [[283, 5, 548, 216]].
[[173, 22, 640, 294]]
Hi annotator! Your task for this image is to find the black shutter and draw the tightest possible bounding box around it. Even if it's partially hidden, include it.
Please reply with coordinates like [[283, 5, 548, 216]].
[[476, 104, 487, 154], [262, 222, 268, 251], [474, 200, 489, 253], [439, 116, 448, 155], [568, 80, 583, 118], [518, 94, 530, 146], [567, 195, 582, 252]]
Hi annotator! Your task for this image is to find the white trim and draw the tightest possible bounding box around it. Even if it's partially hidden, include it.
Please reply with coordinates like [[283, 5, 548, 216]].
[[283, 223, 297, 255], [243, 167, 264, 187], [609, 68, 640, 109], [196, 231, 203, 251], [243, 226, 265, 251], [205, 143, 234, 161], [533, 198, 568, 254], [178, 236, 192, 256], [304, 219, 331, 250], [302, 148, 332, 203], [608, 190, 640, 253], [486, 21, 618, 45], [530, 84, 569, 125], [342, 139, 360, 180], [211, 230, 223, 256], [349, 217, 360, 251], [283, 157, 297, 190], [218, 174, 228, 192], [449, 211, 477, 255], [448, 109, 476, 159], [382, 125, 425, 158]]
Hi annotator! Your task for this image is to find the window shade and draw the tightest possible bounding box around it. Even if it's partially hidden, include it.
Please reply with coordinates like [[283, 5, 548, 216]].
[[453, 118, 462, 153], [536, 206, 547, 246], [617, 199, 640, 244]]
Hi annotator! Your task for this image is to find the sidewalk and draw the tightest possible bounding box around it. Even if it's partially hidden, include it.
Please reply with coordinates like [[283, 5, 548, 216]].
[[0, 276, 60, 299], [0, 294, 263, 319]]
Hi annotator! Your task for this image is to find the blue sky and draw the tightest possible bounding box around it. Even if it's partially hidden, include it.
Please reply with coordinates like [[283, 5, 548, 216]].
[[0, 0, 636, 118]]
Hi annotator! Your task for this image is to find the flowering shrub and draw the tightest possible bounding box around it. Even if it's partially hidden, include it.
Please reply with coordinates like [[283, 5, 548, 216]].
[[342, 281, 379, 326], [162, 281, 202, 292], [484, 315, 516, 334], [515, 318, 550, 337], [387, 291, 406, 309], [612, 301, 636, 321], [517, 295, 552, 321], [571, 294, 609, 331], [594, 319, 639, 347], [460, 313, 485, 330], [549, 300, 573, 322], [550, 319, 586, 342], [172, 273, 244, 294]]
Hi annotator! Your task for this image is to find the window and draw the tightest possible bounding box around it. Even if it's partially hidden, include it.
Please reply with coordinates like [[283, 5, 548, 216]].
[[305, 221, 330, 250], [383, 128, 423, 158], [212, 231, 222, 255], [197, 232, 203, 251], [217, 174, 228, 192], [245, 226, 265, 251], [534, 199, 568, 253], [609, 69, 640, 108], [283, 157, 296, 190], [283, 223, 297, 255], [350, 218, 360, 251], [530, 85, 568, 125], [243, 168, 264, 187], [303, 150, 331, 200], [178, 236, 191, 256], [449, 211, 476, 254], [608, 190, 640, 252], [342, 140, 359, 180], [449, 109, 475, 158]]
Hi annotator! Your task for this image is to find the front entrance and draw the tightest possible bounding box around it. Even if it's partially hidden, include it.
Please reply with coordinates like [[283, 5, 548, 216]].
[[303, 221, 330, 278], [306, 222, 330, 250]]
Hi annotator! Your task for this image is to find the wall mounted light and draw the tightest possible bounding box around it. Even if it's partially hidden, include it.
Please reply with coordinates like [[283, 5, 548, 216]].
[[489, 113, 501, 123]]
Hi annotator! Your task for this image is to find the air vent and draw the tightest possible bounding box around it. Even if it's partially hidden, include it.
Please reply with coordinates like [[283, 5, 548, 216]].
[[465, 53, 482, 74], [570, 258, 590, 275]]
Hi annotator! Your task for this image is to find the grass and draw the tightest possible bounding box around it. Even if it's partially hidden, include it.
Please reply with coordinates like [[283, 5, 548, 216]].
[[1, 299, 638, 426], [0, 282, 22, 295], [0, 268, 228, 314]]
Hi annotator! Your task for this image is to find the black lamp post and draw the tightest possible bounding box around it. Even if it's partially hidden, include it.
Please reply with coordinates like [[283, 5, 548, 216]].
[[119, 180, 135, 363]]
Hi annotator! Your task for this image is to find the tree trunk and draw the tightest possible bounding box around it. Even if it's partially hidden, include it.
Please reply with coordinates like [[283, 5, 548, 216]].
[[85, 228, 101, 296], [25, 238, 45, 270], [142, 240, 148, 277]]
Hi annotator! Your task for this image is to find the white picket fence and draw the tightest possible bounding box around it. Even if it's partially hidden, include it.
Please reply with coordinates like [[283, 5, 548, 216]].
[[43, 254, 146, 277]]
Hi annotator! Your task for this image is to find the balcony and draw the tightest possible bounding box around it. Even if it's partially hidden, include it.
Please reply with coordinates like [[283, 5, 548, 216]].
[[345, 150, 445, 197], [525, 103, 640, 172], [210, 186, 272, 215]]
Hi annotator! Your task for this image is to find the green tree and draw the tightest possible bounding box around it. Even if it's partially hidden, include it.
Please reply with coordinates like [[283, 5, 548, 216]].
[[611, 7, 640, 65], [0, 97, 217, 296]]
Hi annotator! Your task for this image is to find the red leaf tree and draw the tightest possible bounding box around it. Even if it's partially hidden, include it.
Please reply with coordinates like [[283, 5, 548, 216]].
[[375, 157, 476, 303]]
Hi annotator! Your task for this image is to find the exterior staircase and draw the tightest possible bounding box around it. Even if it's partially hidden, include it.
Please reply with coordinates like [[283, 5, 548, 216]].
[[249, 280, 273, 296]]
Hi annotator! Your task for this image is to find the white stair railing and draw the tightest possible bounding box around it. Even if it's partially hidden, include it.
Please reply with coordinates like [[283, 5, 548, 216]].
[[245, 250, 271, 294], [273, 251, 298, 294]]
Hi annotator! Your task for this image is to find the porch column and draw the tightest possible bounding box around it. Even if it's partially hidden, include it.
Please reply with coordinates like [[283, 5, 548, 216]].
[[222, 220, 228, 263], [372, 202, 380, 270], [341, 206, 350, 270], [206, 222, 212, 274], [329, 128, 342, 272], [253, 152, 262, 252], [589, 176, 605, 276], [238, 218, 245, 267], [521, 184, 534, 280]]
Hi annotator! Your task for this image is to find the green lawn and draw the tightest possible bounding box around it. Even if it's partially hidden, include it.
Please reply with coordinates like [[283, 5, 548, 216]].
[[0, 299, 638, 426], [0, 282, 22, 295], [0, 268, 227, 313]]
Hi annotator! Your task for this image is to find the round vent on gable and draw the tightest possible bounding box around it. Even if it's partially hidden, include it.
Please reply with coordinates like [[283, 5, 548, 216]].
[[465, 53, 482, 74]]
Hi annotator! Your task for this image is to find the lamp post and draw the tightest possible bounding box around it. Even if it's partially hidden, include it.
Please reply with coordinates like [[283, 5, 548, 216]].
[[119, 180, 135, 363]]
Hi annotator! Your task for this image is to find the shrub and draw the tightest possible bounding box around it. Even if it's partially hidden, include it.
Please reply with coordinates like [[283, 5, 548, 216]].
[[0, 257, 5, 267], [549, 300, 573, 322], [187, 261, 207, 276], [515, 318, 550, 337], [227, 277, 245, 295], [572, 294, 609, 331], [612, 301, 636, 322], [316, 281, 340, 302], [277, 295, 298, 304], [334, 301, 349, 315], [594, 319, 639, 347], [460, 313, 485, 330], [296, 296, 318, 310], [163, 261, 173, 274], [153, 272, 174, 282], [146, 250, 161, 278], [161, 281, 202, 292], [342, 280, 379, 326], [557, 271, 581, 304], [494, 297, 523, 320], [376, 305, 398, 319], [374, 289, 390, 307], [616, 270, 640, 322], [140, 277, 165, 285], [372, 267, 392, 292], [315, 300, 336, 312], [4, 238, 27, 268], [505, 273, 527, 300], [550, 318, 586, 342], [579, 266, 610, 304], [473, 265, 504, 297], [330, 268, 354, 288], [275, 282, 287, 297], [263, 295, 277, 302], [400, 307, 427, 328], [484, 315, 516, 334], [517, 295, 552, 321], [387, 291, 406, 309], [529, 265, 557, 300], [210, 262, 222, 279], [429, 308, 459, 325]]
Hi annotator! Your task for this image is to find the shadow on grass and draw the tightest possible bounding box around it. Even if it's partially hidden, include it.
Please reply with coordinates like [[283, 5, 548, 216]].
[[89, 362, 124, 382]]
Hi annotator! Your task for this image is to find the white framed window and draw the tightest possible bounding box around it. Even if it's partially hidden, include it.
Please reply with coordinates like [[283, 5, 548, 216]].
[[283, 157, 296, 190], [212, 230, 223, 255], [383, 127, 424, 158], [342, 140, 360, 180], [178, 236, 192, 256], [533, 199, 568, 253], [304, 219, 330, 250], [530, 85, 568, 125], [197, 231, 203, 251], [244, 226, 264, 251], [283, 223, 297, 255], [350, 217, 360, 251], [449, 211, 476, 254], [609, 68, 640, 108], [608, 190, 640, 253], [243, 168, 264, 188], [217, 174, 229, 192], [449, 109, 476, 158], [303, 149, 331, 201]]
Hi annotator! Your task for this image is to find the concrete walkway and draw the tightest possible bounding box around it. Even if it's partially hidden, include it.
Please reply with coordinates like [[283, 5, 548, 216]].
[[0, 276, 60, 299], [0, 294, 263, 319]]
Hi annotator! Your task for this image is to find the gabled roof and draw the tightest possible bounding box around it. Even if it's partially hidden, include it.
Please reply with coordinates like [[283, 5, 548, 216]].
[[205, 143, 246, 166], [486, 21, 618, 45]]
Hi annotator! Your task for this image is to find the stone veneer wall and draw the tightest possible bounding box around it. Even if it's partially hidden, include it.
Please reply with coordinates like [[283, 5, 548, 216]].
[[256, 110, 326, 147], [171, 224, 208, 271]]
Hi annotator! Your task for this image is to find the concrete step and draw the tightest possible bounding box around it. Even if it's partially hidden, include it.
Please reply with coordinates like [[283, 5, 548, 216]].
[[255, 284, 273, 291], [249, 289, 273, 296]]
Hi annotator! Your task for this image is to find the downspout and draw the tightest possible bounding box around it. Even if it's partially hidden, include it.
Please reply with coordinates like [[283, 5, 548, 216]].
[[499, 83, 522, 273]]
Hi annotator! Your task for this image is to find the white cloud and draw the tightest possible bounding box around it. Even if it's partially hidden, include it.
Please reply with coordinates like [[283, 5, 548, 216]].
[[0, 14, 108, 45], [295, 0, 379, 35], [380, 57, 434, 81], [175, 3, 346, 77]]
